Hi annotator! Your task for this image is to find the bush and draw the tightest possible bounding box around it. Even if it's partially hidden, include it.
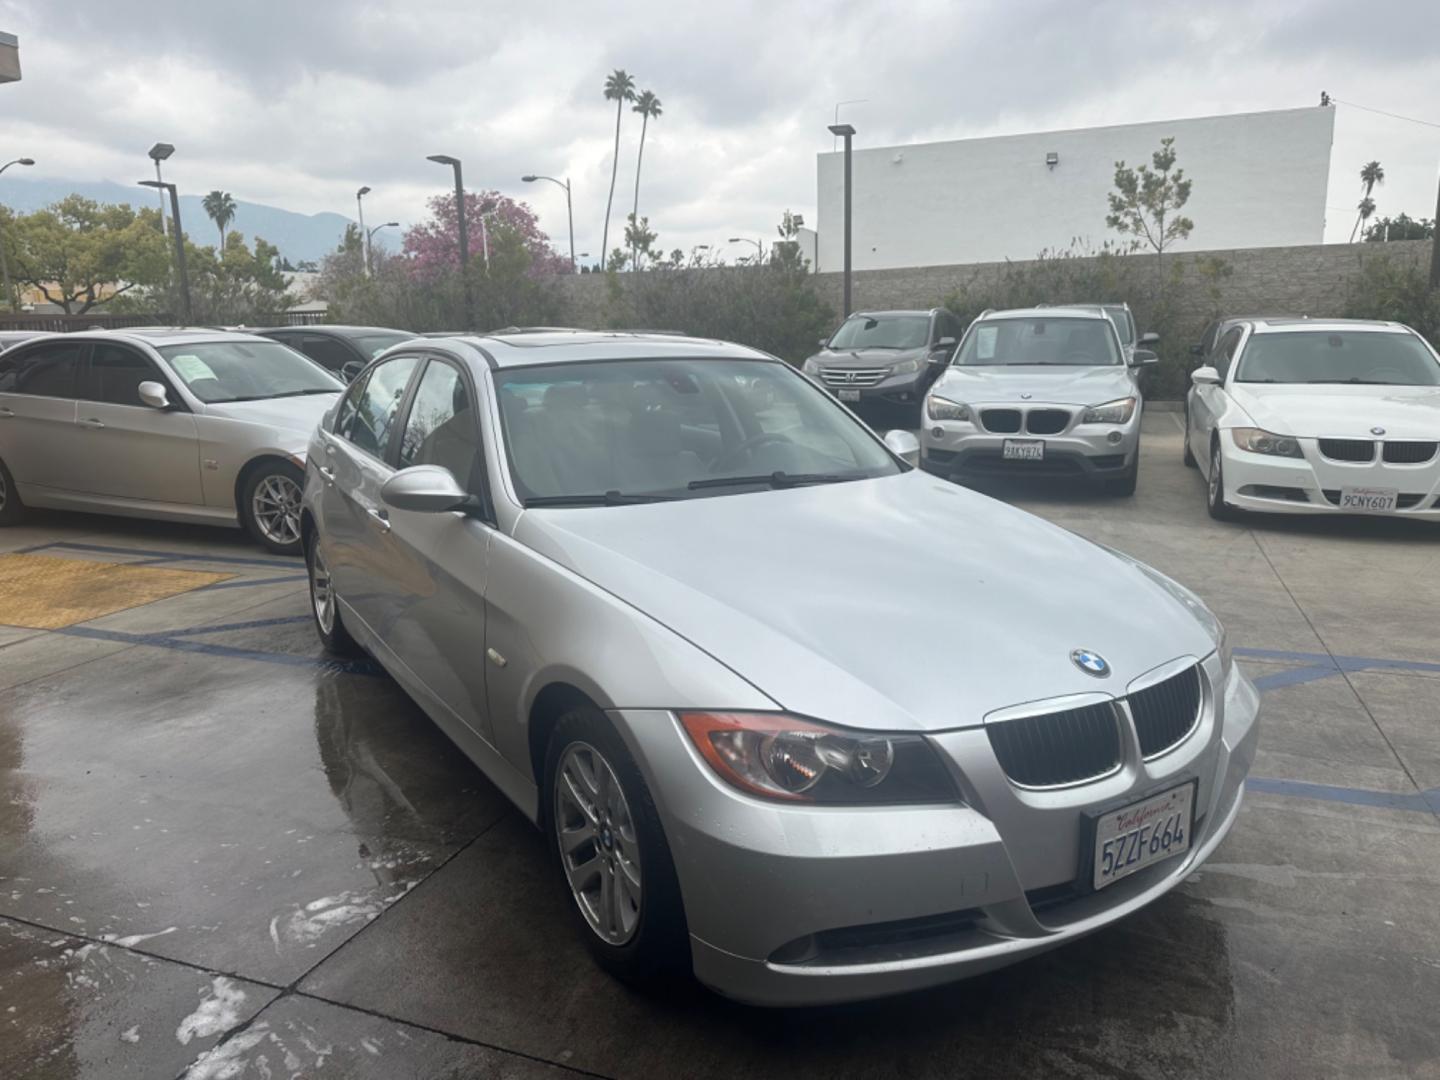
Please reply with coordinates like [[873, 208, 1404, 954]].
[[1343, 256, 1440, 347]]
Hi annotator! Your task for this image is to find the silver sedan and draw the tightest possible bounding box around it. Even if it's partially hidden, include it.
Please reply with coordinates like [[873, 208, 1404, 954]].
[[0, 328, 345, 553], [302, 330, 1259, 1006]]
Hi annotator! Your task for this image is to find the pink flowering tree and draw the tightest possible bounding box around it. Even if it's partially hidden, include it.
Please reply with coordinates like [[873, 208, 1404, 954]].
[[402, 190, 570, 280]]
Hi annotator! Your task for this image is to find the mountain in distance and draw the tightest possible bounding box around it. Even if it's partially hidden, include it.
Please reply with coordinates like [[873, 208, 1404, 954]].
[[0, 176, 378, 264]]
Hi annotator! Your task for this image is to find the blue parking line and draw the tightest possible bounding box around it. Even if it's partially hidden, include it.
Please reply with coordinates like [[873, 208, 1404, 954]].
[[22, 540, 300, 570], [1246, 776, 1440, 815], [54, 624, 384, 676], [200, 574, 308, 590]]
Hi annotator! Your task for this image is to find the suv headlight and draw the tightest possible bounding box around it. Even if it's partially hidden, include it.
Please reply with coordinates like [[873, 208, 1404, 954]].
[[1081, 397, 1137, 424], [679, 712, 962, 805], [890, 357, 921, 375], [802, 357, 822, 375], [1231, 427, 1301, 458], [926, 394, 970, 421]]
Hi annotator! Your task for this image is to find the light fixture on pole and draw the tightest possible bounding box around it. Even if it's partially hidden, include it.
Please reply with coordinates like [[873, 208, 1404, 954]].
[[522, 174, 576, 272], [727, 237, 763, 265], [355, 185, 372, 277], [827, 123, 856, 316], [139, 178, 191, 323], [367, 221, 399, 268], [148, 143, 175, 238], [0, 156, 34, 312], [426, 155, 471, 324]]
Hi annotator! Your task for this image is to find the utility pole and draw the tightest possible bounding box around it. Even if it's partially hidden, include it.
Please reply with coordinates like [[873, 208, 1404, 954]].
[[828, 123, 856, 316], [139, 180, 191, 322]]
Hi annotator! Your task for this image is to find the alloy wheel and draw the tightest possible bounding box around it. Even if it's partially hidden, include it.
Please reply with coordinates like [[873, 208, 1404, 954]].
[[310, 544, 335, 634], [554, 741, 643, 946], [252, 473, 303, 547]]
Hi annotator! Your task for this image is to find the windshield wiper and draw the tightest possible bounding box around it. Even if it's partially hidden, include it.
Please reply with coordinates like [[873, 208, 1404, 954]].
[[688, 471, 857, 491], [523, 491, 677, 507], [1305, 378, 1393, 385], [267, 388, 341, 397]]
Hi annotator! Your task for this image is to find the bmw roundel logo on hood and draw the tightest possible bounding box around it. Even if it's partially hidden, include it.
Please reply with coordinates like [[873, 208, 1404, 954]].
[[1071, 649, 1111, 677]]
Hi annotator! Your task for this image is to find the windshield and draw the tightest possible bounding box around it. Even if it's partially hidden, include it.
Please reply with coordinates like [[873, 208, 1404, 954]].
[[1102, 305, 1135, 346], [955, 317, 1122, 367], [827, 314, 929, 351], [1236, 331, 1440, 385], [158, 341, 343, 403], [495, 358, 901, 505], [351, 332, 414, 359]]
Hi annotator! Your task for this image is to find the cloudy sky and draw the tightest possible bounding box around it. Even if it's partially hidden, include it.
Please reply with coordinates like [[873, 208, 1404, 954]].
[[3, 0, 1438, 260]]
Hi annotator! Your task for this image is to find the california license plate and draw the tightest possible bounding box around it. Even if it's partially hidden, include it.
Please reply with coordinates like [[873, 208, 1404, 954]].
[[1338, 486, 1397, 512], [1002, 439, 1045, 461], [838, 389, 861, 402], [1091, 780, 1195, 891]]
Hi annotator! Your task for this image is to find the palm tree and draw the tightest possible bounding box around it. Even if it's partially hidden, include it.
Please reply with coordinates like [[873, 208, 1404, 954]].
[[600, 69, 636, 267], [1350, 161, 1384, 242], [628, 90, 663, 271], [202, 190, 237, 247]]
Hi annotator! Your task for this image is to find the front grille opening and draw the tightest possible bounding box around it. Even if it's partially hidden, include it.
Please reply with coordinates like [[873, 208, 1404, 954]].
[[769, 908, 982, 967], [966, 452, 1086, 475], [987, 703, 1122, 787], [820, 367, 889, 388], [1318, 438, 1374, 462], [1025, 409, 1070, 435], [1322, 490, 1425, 509], [1239, 484, 1310, 503], [1128, 664, 1203, 758], [924, 447, 958, 464], [1383, 441, 1437, 464], [980, 408, 1022, 434]]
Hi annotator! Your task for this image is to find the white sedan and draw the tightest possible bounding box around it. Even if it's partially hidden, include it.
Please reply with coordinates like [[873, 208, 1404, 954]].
[[1185, 317, 1440, 519]]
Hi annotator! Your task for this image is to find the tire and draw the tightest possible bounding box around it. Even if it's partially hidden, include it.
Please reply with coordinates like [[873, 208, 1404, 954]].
[[1105, 438, 1140, 496], [544, 707, 688, 984], [1207, 441, 1238, 521], [1182, 409, 1198, 468], [306, 531, 361, 656], [240, 460, 305, 555], [0, 454, 26, 526]]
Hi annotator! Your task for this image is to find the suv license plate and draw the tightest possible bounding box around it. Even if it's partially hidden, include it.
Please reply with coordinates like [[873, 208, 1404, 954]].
[[838, 389, 861, 402], [1092, 780, 1195, 890], [1338, 487, 1397, 512], [1002, 439, 1044, 461]]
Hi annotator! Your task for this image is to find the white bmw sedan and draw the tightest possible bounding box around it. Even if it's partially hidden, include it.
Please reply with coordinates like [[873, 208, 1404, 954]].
[[1185, 317, 1440, 519]]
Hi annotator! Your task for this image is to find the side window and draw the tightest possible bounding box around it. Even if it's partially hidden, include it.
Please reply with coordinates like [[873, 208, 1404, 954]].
[[0, 341, 82, 397], [80, 344, 164, 406], [396, 359, 481, 491], [331, 368, 371, 439], [1214, 328, 1244, 380], [298, 336, 356, 373], [342, 355, 420, 458]]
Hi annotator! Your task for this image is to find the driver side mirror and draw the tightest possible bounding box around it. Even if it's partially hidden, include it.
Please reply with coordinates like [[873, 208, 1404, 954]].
[[137, 380, 171, 409], [930, 336, 957, 360], [883, 429, 920, 466], [1190, 366, 1221, 386], [1129, 349, 1159, 367], [1138, 332, 1160, 346], [340, 360, 365, 383], [381, 465, 479, 514], [817, 336, 830, 348]]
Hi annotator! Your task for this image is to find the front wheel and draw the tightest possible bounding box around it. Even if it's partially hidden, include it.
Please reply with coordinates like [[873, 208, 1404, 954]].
[[240, 460, 305, 555], [1207, 442, 1239, 521], [544, 708, 688, 984], [1105, 440, 1139, 496]]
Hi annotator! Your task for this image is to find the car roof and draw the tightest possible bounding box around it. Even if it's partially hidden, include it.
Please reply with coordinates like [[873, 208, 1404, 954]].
[[67, 327, 282, 348], [846, 309, 940, 319], [258, 324, 411, 338], [978, 306, 1110, 321], [428, 329, 776, 369], [1244, 317, 1410, 334]]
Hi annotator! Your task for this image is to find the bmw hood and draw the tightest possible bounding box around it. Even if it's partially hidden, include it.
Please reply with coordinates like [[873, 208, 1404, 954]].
[[201, 393, 342, 435], [933, 364, 1134, 406], [513, 473, 1217, 732], [1227, 383, 1440, 439]]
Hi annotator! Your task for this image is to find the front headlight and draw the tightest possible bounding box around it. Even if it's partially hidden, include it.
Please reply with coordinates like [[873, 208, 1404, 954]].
[[801, 357, 822, 375], [1081, 397, 1137, 424], [890, 357, 921, 375], [926, 394, 970, 421], [1231, 427, 1302, 458], [679, 712, 962, 805]]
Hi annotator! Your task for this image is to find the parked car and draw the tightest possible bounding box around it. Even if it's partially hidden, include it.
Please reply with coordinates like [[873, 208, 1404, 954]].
[[920, 307, 1156, 494], [1067, 303, 1159, 362], [1184, 316, 1440, 519], [801, 308, 964, 413], [258, 324, 416, 382], [0, 328, 343, 553], [0, 330, 47, 352], [301, 328, 1258, 1006]]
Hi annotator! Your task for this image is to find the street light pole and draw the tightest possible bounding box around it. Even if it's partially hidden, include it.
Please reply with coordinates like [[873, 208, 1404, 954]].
[[522, 174, 575, 272], [0, 157, 34, 313], [367, 221, 399, 267], [139, 179, 191, 323], [828, 123, 856, 316], [427, 155, 470, 325], [356, 186, 371, 277], [148, 143, 175, 238], [727, 237, 763, 265]]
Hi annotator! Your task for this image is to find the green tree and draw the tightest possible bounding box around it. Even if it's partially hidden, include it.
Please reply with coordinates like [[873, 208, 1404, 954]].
[[202, 190, 238, 247], [1350, 161, 1385, 242], [629, 89, 662, 270], [9, 196, 170, 312], [600, 69, 637, 267], [623, 213, 658, 271], [1105, 137, 1193, 291], [1364, 213, 1435, 241]]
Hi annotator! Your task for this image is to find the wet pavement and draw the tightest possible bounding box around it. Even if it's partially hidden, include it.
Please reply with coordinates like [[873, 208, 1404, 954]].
[[2, 410, 1439, 1079]]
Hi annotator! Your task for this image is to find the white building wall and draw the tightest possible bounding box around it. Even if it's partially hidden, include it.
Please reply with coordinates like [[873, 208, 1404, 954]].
[[815, 107, 1334, 272]]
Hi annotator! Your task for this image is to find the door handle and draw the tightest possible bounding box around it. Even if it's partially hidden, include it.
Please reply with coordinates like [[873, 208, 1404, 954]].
[[318, 465, 335, 486], [79, 417, 106, 429], [367, 507, 391, 533]]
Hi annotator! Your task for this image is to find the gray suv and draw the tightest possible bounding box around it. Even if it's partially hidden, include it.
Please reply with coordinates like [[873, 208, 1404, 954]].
[[802, 309, 963, 412]]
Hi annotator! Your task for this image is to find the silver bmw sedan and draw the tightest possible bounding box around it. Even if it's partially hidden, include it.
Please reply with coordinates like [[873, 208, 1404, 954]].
[[301, 330, 1259, 1006]]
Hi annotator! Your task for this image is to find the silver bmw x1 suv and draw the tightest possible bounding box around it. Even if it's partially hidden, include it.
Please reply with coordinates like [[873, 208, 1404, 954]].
[[302, 329, 1258, 1005]]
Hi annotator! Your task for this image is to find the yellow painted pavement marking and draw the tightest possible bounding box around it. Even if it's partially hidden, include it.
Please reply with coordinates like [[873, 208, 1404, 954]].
[[0, 553, 233, 630]]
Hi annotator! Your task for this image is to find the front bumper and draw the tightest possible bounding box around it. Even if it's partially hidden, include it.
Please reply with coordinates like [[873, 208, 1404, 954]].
[[920, 404, 1139, 483], [1221, 437, 1440, 517], [611, 656, 1259, 1006]]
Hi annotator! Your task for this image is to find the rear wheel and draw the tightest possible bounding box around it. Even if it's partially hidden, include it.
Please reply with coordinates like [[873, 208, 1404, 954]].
[[240, 460, 305, 555], [306, 532, 361, 656], [1207, 441, 1238, 521], [0, 455, 26, 526], [1182, 409, 1197, 467]]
